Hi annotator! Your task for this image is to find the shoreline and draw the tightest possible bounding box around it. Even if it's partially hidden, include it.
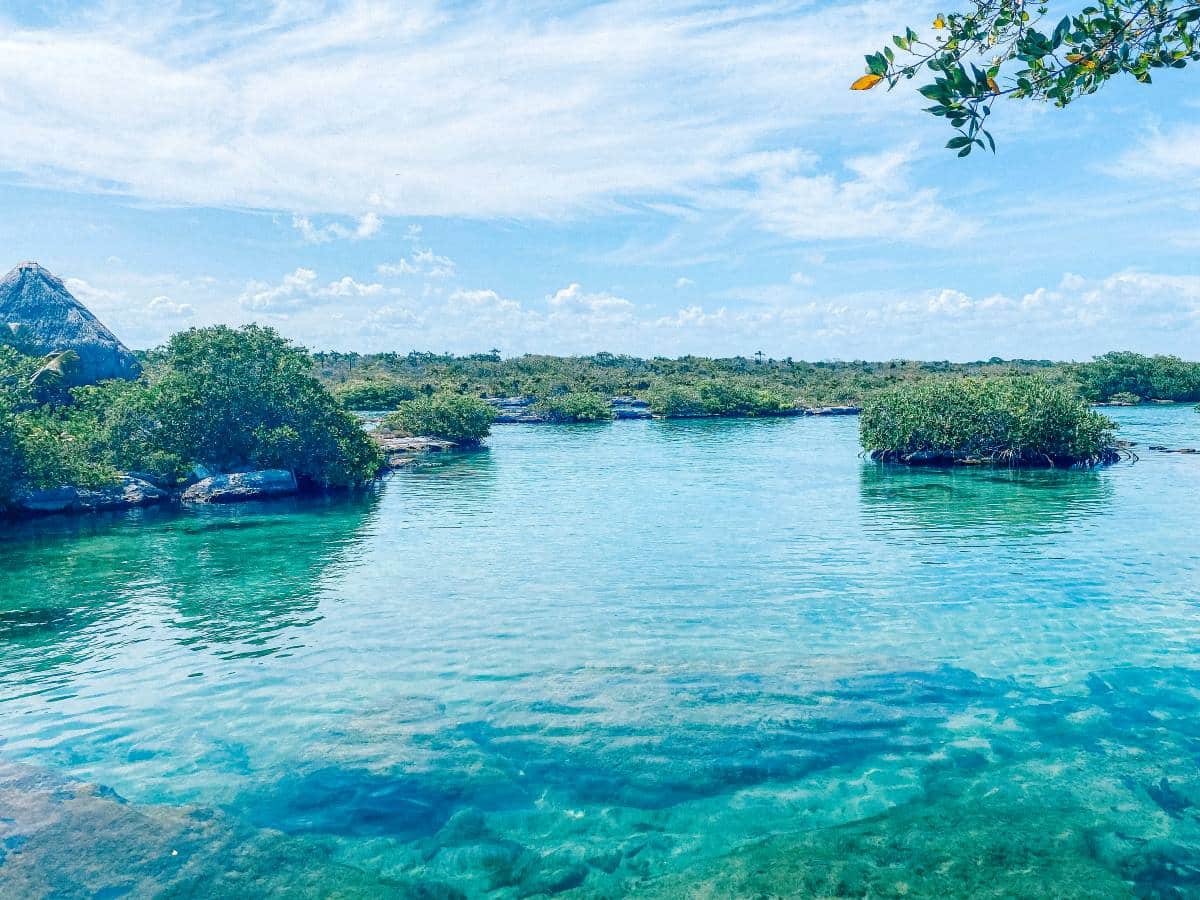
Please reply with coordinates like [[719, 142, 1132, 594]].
[[8, 404, 1197, 525]]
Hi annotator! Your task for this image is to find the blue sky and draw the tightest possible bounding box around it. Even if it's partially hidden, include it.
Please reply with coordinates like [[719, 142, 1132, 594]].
[[1, 1, 1197, 360]]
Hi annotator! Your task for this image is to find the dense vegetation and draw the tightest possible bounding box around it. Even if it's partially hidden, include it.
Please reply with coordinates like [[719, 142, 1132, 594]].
[[644, 380, 796, 418], [860, 376, 1120, 467], [0, 326, 382, 510], [1069, 352, 1200, 404], [315, 349, 1200, 413], [314, 351, 1072, 412], [533, 392, 614, 423], [332, 377, 417, 410], [382, 394, 497, 445]]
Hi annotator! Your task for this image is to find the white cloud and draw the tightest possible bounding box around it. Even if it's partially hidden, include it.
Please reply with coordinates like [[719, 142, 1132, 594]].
[[675, 277, 695, 289], [292, 212, 383, 244], [0, 0, 919, 226], [323, 276, 385, 298], [724, 144, 968, 243], [146, 295, 194, 318], [275, 268, 1200, 358], [1115, 125, 1200, 181], [63, 262, 1200, 359], [547, 283, 635, 321], [238, 268, 383, 311], [64, 273, 209, 347], [377, 248, 456, 278]]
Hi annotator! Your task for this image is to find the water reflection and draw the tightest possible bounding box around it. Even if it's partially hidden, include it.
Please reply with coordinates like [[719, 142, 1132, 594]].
[[645, 415, 796, 449], [153, 495, 381, 657], [858, 461, 1114, 538], [0, 492, 381, 669]]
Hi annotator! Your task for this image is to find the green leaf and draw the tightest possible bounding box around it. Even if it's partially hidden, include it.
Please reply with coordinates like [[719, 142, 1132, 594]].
[[1052, 16, 1071, 47]]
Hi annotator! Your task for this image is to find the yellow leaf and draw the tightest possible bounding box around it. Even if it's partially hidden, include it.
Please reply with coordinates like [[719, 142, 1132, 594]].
[[987, 77, 1000, 93], [1066, 53, 1085, 63], [851, 74, 883, 91], [933, 15, 946, 29]]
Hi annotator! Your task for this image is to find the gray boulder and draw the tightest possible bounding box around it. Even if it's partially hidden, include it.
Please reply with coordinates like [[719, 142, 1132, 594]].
[[13, 477, 168, 515], [11, 486, 79, 514], [181, 470, 298, 504], [0, 261, 141, 385], [611, 396, 652, 419], [808, 405, 862, 416], [374, 434, 460, 454]]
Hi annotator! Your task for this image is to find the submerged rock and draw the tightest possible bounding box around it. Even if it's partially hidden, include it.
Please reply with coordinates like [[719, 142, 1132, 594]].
[[0, 760, 441, 897], [181, 470, 298, 504], [13, 476, 168, 515]]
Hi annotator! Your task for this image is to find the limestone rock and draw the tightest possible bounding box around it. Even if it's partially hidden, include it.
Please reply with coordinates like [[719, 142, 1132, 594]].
[[808, 405, 861, 416], [13, 477, 168, 515], [181, 470, 298, 504]]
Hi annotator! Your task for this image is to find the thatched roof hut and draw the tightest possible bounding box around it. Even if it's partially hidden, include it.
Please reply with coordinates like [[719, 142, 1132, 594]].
[[0, 261, 140, 384]]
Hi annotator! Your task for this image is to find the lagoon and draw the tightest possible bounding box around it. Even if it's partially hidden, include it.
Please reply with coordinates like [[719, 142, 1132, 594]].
[[2, 405, 1199, 897]]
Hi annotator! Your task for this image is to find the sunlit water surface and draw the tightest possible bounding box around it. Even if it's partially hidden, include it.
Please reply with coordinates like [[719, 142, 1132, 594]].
[[2, 406, 1199, 898]]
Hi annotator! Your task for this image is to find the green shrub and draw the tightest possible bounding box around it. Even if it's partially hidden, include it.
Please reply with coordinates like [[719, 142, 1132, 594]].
[[0, 396, 22, 507], [66, 380, 189, 485], [860, 376, 1119, 467], [0, 329, 383, 498], [148, 325, 383, 487], [12, 409, 119, 490], [644, 380, 796, 418], [383, 393, 496, 444], [0, 352, 119, 502], [533, 392, 613, 423], [1073, 352, 1200, 403], [709, 382, 792, 416], [333, 378, 418, 410], [644, 383, 705, 417]]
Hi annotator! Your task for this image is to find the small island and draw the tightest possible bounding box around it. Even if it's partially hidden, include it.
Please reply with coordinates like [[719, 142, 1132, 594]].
[[859, 376, 1126, 468], [2, 261, 1197, 519]]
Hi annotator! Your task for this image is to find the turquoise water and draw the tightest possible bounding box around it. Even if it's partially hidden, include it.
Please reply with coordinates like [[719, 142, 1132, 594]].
[[2, 406, 1199, 897]]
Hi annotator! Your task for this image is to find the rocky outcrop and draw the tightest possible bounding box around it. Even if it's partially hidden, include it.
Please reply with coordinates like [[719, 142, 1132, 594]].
[[12, 476, 168, 515], [372, 432, 466, 469], [374, 434, 461, 454], [487, 396, 545, 423], [181, 470, 298, 504], [611, 396, 652, 420], [486, 395, 655, 422], [807, 405, 861, 416], [0, 261, 141, 385]]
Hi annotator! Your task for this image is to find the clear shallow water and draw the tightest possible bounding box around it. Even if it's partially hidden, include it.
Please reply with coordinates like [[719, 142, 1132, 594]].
[[1, 406, 1199, 898]]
